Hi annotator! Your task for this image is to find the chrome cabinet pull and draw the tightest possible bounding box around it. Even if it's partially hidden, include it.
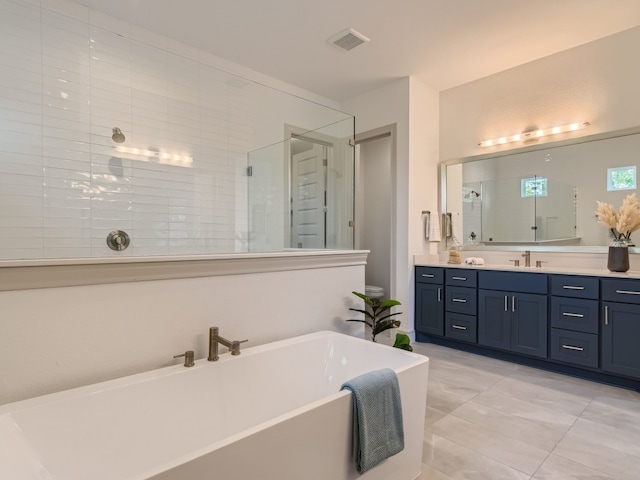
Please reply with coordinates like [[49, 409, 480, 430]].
[[452, 298, 467, 303], [605, 305, 609, 325], [452, 325, 467, 330], [512, 296, 516, 312], [562, 344, 584, 352], [563, 285, 585, 290], [422, 274, 435, 278], [438, 287, 442, 302], [615, 289, 640, 295], [452, 276, 467, 281], [504, 295, 508, 312], [562, 312, 584, 318]]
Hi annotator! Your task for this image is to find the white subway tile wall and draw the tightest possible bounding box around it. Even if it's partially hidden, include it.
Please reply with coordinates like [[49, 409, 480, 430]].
[[0, 0, 351, 259]]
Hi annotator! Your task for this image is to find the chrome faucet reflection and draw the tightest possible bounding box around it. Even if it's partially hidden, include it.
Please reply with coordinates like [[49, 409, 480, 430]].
[[208, 327, 248, 361], [522, 250, 531, 267]]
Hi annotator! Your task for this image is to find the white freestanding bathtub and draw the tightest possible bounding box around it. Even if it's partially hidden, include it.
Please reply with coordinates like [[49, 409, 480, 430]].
[[0, 331, 429, 480]]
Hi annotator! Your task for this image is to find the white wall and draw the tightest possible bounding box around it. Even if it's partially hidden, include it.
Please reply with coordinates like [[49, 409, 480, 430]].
[[441, 26, 640, 162], [344, 77, 440, 338], [0, 260, 364, 405]]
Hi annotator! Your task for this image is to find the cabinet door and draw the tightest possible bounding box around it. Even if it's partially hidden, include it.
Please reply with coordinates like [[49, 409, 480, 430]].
[[478, 290, 511, 351], [511, 293, 548, 359], [415, 282, 444, 336], [602, 302, 640, 379]]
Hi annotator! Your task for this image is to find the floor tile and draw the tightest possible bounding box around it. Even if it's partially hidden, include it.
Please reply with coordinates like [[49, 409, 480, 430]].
[[489, 375, 592, 416], [567, 417, 640, 458], [423, 432, 531, 480], [553, 433, 640, 480], [532, 454, 617, 479], [581, 398, 640, 435], [415, 463, 456, 480], [419, 342, 640, 480], [449, 400, 566, 451], [429, 414, 549, 475], [471, 389, 577, 432]]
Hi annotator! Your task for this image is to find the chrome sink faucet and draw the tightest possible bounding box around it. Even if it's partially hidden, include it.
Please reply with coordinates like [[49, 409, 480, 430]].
[[522, 250, 531, 267], [208, 327, 248, 361]]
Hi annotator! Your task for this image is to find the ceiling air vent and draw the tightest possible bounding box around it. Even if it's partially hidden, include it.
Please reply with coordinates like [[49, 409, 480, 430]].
[[328, 28, 370, 52]]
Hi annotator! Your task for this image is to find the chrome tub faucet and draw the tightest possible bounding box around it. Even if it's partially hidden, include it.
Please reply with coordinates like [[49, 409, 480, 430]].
[[208, 327, 248, 361]]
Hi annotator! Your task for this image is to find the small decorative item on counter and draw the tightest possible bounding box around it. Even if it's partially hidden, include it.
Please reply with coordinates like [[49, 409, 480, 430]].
[[607, 238, 630, 272], [596, 194, 640, 272], [448, 237, 462, 264]]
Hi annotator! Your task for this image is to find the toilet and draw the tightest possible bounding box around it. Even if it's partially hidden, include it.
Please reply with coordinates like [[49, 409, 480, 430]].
[[365, 285, 385, 300]]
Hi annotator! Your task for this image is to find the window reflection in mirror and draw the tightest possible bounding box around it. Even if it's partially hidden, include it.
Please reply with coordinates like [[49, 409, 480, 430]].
[[443, 128, 640, 249]]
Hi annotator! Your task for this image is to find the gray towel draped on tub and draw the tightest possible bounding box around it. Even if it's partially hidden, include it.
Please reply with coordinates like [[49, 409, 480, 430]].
[[340, 367, 404, 474]]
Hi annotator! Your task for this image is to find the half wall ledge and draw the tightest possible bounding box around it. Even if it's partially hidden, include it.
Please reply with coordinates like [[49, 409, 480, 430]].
[[0, 250, 369, 292]]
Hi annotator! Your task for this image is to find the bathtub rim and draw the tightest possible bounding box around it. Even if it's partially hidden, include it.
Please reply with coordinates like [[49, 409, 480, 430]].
[[0, 330, 427, 416]]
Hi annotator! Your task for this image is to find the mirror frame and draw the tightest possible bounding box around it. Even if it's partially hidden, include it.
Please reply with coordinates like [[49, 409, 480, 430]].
[[439, 126, 640, 253]]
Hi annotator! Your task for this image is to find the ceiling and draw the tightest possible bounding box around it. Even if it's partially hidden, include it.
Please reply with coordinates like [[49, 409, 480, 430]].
[[79, 0, 640, 102]]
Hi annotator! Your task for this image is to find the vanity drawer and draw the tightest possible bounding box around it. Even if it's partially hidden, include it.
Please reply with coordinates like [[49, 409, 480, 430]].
[[550, 275, 599, 299], [445, 286, 477, 315], [602, 278, 640, 304], [416, 266, 444, 284], [550, 328, 598, 369], [551, 297, 599, 334], [445, 312, 477, 343], [446, 269, 477, 288], [478, 271, 547, 294]]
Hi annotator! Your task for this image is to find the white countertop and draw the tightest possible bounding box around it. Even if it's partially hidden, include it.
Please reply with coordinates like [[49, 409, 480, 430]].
[[414, 259, 640, 279]]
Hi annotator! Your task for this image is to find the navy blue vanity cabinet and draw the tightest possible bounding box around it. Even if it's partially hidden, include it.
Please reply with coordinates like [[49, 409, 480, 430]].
[[549, 275, 599, 369], [415, 267, 444, 336], [601, 278, 640, 379], [444, 269, 477, 343], [478, 271, 548, 359]]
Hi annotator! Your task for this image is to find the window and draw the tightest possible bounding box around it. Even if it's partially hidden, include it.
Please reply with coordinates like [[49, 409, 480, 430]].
[[521, 177, 548, 198], [607, 166, 637, 191]]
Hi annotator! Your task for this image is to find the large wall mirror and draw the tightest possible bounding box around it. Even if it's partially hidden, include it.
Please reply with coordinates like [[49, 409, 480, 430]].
[[441, 127, 640, 252]]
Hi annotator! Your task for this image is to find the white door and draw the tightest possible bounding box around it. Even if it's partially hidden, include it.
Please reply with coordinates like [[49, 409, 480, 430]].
[[290, 143, 327, 248]]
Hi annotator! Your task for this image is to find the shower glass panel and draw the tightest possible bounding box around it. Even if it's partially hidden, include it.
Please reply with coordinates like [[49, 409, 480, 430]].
[[0, 0, 353, 260], [247, 118, 355, 252]]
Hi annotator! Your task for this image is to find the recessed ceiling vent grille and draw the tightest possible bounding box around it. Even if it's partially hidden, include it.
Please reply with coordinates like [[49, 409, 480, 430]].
[[328, 28, 370, 51]]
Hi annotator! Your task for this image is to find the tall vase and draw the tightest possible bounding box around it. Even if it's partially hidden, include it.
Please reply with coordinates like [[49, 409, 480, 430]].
[[608, 239, 630, 272]]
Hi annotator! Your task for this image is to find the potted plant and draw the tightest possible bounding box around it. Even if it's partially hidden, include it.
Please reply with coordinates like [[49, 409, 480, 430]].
[[347, 291, 412, 351]]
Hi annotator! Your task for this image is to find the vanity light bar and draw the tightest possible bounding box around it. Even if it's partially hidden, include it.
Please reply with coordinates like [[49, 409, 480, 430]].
[[478, 121, 590, 148], [116, 146, 193, 167]]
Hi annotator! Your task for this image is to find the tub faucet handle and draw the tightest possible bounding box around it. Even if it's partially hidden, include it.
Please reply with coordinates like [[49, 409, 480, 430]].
[[231, 339, 249, 355], [174, 350, 195, 367]]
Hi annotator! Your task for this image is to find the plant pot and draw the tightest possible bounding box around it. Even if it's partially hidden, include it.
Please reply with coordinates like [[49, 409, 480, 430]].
[[608, 242, 629, 272]]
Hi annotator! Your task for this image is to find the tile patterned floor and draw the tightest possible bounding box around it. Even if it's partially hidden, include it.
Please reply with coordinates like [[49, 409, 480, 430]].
[[412, 342, 640, 480]]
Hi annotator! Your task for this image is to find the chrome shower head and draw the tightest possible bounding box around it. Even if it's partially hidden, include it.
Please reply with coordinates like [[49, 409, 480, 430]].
[[112, 127, 125, 143]]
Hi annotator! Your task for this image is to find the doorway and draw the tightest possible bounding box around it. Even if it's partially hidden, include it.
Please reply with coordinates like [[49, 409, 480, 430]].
[[355, 125, 396, 299], [285, 124, 354, 250], [290, 138, 328, 248]]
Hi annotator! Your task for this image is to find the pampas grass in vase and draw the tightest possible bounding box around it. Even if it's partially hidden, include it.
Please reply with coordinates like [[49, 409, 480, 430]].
[[596, 194, 640, 272]]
